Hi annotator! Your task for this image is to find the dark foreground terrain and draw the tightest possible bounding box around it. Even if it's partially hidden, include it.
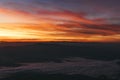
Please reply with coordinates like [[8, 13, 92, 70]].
[[0, 42, 120, 64], [0, 42, 120, 80], [2, 70, 119, 80]]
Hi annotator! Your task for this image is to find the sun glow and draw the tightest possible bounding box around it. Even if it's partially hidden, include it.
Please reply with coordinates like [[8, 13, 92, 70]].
[[0, 2, 120, 42]]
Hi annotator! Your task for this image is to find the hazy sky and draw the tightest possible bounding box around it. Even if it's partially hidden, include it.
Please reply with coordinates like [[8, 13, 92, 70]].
[[0, 0, 120, 42]]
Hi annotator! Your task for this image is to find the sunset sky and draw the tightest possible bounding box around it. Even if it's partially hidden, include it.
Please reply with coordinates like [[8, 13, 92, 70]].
[[0, 0, 120, 42]]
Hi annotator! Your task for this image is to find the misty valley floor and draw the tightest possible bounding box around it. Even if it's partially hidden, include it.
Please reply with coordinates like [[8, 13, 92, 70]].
[[0, 42, 120, 80]]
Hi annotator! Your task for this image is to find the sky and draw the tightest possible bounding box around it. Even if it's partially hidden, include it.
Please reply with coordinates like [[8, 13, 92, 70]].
[[0, 0, 120, 42]]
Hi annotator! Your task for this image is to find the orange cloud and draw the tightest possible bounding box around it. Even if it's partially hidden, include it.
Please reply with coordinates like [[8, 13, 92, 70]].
[[0, 8, 38, 23], [0, 7, 120, 42]]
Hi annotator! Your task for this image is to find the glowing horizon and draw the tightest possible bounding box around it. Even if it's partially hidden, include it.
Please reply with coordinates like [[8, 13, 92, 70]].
[[0, 0, 120, 42]]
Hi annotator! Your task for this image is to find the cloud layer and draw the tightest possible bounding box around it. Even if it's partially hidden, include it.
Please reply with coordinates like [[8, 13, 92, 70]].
[[0, 0, 120, 42]]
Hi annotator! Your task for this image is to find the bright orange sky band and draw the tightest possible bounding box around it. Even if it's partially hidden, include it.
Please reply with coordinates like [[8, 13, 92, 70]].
[[0, 0, 120, 42]]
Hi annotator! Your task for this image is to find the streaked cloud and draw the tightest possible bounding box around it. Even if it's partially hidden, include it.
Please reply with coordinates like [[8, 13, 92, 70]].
[[0, 0, 120, 42]]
